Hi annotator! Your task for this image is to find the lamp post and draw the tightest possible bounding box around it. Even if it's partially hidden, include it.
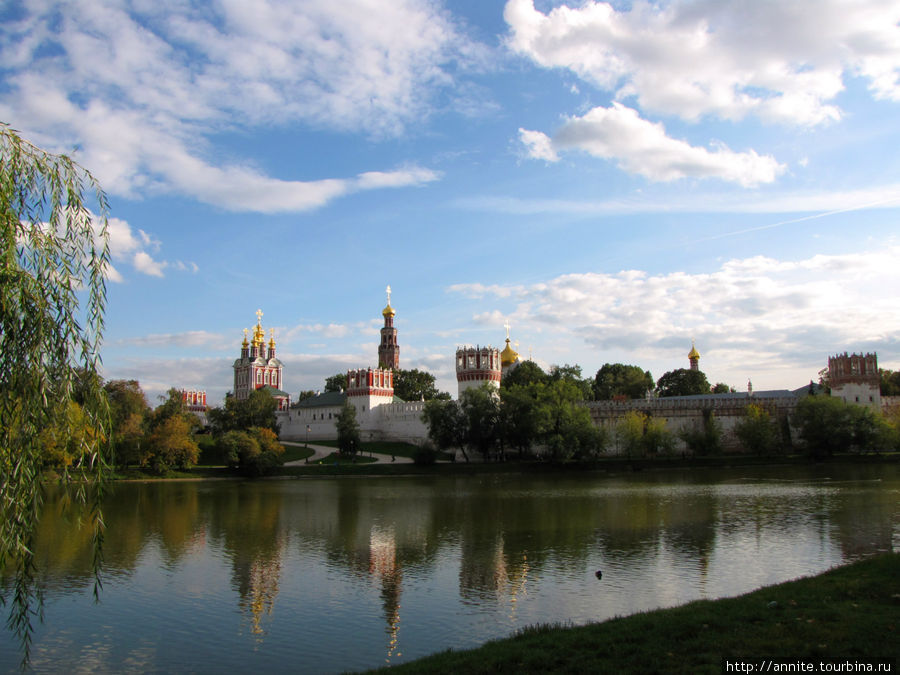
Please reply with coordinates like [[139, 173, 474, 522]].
[[305, 424, 310, 464]]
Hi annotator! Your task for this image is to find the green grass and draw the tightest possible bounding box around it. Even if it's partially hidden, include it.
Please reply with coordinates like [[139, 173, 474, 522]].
[[308, 452, 378, 466], [370, 553, 899, 674], [281, 444, 315, 462]]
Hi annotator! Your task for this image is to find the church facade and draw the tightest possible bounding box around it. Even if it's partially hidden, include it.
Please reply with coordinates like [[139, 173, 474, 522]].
[[232, 309, 290, 411]]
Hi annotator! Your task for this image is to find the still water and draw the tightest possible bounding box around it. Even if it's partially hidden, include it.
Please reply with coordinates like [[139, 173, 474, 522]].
[[2, 463, 898, 673]]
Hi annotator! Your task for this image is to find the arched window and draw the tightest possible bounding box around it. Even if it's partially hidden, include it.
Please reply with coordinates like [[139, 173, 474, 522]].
[[257, 370, 262, 384]]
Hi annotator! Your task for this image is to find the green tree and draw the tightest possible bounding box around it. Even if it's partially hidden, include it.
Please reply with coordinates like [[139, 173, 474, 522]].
[[656, 368, 711, 397], [460, 383, 501, 461], [539, 378, 604, 460], [324, 373, 348, 393], [711, 382, 734, 394], [293, 390, 317, 405], [208, 388, 279, 434], [499, 384, 549, 458], [616, 411, 674, 456], [548, 363, 593, 400], [422, 398, 467, 461], [592, 363, 653, 400], [220, 427, 285, 476], [393, 368, 451, 401], [500, 360, 548, 390], [104, 379, 149, 467], [880, 369, 900, 396], [679, 410, 723, 456], [335, 401, 361, 456], [734, 403, 780, 455], [143, 414, 200, 473], [1, 123, 111, 663], [793, 396, 893, 458]]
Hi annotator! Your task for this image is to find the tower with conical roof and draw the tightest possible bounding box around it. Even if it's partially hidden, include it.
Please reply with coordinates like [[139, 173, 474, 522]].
[[378, 285, 400, 370], [688, 341, 700, 371]]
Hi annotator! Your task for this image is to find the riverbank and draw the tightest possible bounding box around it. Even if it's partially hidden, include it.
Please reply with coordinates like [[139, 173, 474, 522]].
[[372, 553, 899, 674], [107, 450, 898, 480]]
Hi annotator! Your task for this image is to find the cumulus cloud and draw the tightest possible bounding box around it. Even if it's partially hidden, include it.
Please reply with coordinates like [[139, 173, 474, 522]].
[[448, 245, 900, 387], [102, 216, 196, 281], [521, 103, 785, 185], [0, 0, 465, 210], [504, 0, 900, 125]]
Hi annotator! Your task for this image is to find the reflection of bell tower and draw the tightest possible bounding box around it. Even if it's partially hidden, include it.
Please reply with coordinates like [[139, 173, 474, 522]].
[[369, 526, 403, 663], [378, 285, 399, 370]]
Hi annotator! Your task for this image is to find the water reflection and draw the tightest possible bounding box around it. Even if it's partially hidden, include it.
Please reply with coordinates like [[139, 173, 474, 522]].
[[3, 464, 897, 673]]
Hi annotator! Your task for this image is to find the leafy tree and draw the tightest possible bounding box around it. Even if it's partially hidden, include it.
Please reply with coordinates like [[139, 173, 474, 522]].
[[459, 383, 501, 461], [679, 410, 723, 456], [38, 401, 104, 470], [616, 411, 675, 456], [143, 415, 200, 473], [880, 369, 900, 396], [393, 368, 451, 401], [499, 384, 549, 458], [656, 368, 711, 397], [208, 388, 279, 434], [592, 363, 653, 400], [1, 123, 111, 663], [734, 403, 780, 455], [220, 427, 285, 476], [712, 382, 734, 394], [104, 379, 149, 466], [500, 359, 548, 390], [293, 390, 317, 405], [548, 363, 593, 400], [793, 396, 894, 458], [540, 378, 604, 460], [421, 398, 467, 461], [335, 401, 361, 456], [324, 373, 348, 393]]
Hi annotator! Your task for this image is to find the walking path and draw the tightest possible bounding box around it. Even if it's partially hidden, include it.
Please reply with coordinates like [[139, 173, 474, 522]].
[[281, 441, 414, 465]]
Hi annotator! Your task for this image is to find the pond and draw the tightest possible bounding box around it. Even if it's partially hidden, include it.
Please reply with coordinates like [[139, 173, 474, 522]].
[[2, 463, 898, 673]]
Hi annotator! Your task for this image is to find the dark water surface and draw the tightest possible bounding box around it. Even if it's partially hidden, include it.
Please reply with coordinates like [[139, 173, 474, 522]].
[[2, 463, 897, 673]]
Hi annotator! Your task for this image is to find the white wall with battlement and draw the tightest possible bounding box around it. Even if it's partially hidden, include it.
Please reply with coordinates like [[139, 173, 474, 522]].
[[279, 400, 430, 444]]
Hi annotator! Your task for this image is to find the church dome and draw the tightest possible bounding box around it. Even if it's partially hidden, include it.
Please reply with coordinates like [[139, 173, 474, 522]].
[[500, 338, 519, 367], [688, 342, 700, 360], [382, 303, 396, 318]]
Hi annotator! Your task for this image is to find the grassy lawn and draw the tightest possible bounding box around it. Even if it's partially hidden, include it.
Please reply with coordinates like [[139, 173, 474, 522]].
[[307, 452, 378, 466], [369, 553, 899, 674]]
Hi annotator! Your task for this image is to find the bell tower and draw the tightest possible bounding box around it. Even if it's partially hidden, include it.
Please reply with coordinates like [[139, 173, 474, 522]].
[[378, 285, 400, 370]]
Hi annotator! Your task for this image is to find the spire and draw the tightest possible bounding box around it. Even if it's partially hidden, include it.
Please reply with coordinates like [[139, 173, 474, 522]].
[[382, 284, 396, 318]]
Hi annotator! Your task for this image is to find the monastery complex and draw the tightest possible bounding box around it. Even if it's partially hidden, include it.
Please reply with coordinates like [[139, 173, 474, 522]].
[[216, 288, 890, 454]]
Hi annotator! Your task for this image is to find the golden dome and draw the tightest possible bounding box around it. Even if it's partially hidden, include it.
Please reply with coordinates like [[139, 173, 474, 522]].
[[688, 342, 700, 360], [500, 338, 519, 367], [382, 303, 395, 318]]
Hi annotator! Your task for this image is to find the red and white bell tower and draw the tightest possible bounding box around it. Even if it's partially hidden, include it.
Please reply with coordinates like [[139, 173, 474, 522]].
[[378, 285, 400, 370]]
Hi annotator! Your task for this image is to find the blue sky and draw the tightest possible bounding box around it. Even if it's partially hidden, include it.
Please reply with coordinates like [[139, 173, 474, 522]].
[[3, 0, 899, 404]]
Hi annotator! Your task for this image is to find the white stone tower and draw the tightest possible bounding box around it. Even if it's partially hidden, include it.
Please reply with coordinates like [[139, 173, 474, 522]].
[[456, 345, 501, 398]]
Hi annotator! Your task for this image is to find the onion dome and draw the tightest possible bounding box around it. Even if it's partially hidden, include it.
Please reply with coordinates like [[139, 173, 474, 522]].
[[382, 302, 396, 318], [500, 338, 519, 367], [688, 342, 700, 360]]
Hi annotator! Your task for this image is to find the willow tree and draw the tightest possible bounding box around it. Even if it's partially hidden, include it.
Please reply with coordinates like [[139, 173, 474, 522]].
[[1, 123, 111, 663]]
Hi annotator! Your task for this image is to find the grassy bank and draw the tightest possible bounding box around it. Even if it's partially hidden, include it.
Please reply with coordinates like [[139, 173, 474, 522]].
[[372, 553, 899, 674]]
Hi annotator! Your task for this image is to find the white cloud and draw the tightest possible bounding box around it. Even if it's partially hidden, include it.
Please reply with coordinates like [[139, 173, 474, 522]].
[[117, 331, 226, 348], [518, 128, 558, 162], [448, 245, 900, 388], [0, 0, 467, 211], [504, 0, 900, 125], [521, 103, 785, 185], [133, 251, 166, 277], [103, 216, 193, 280]]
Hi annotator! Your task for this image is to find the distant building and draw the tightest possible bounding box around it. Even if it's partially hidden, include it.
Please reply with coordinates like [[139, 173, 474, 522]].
[[828, 352, 880, 408], [232, 309, 290, 411]]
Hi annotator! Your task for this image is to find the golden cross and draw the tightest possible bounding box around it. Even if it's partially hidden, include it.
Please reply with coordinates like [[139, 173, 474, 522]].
[[504, 320, 511, 339], [386, 285, 392, 305], [256, 308, 263, 324]]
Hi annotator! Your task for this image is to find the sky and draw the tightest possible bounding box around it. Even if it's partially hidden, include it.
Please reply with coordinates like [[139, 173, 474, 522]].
[[2, 0, 899, 406]]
